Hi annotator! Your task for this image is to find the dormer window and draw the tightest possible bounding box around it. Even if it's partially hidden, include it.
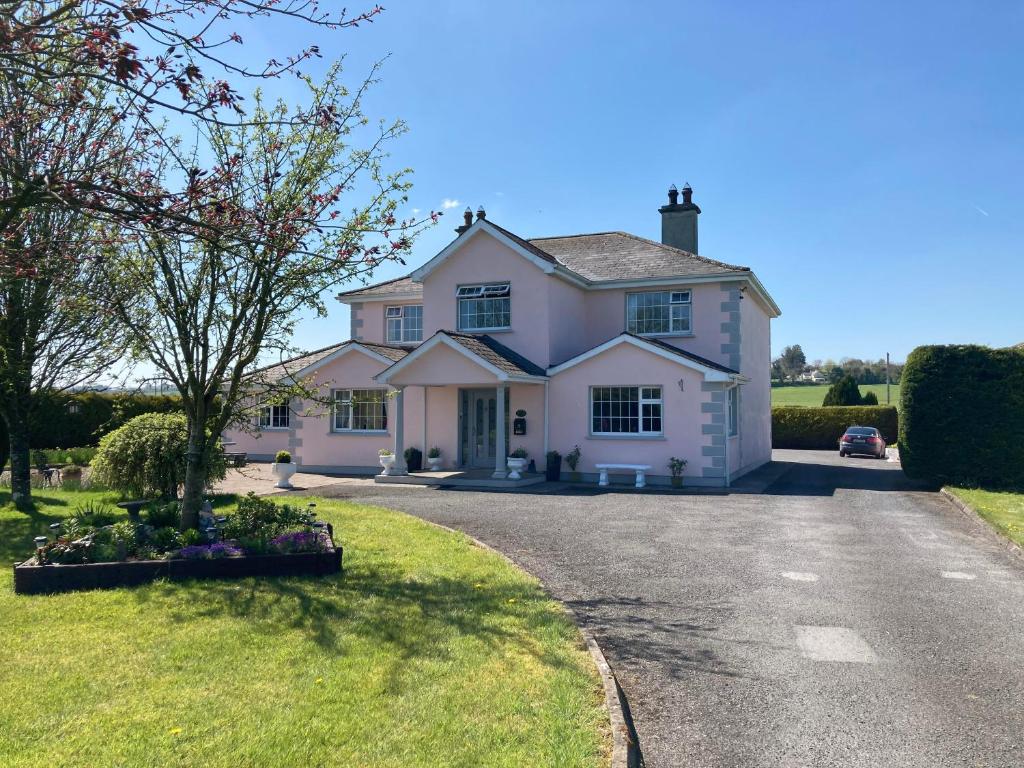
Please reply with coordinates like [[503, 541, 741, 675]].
[[457, 282, 510, 331], [626, 290, 691, 336], [386, 305, 422, 344]]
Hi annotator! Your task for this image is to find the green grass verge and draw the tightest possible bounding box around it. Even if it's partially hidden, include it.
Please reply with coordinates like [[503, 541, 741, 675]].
[[0, 490, 609, 767], [771, 383, 902, 409], [947, 487, 1024, 548]]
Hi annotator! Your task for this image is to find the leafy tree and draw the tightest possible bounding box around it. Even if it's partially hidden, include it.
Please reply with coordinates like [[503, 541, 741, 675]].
[[822, 375, 863, 406], [778, 344, 807, 382], [102, 68, 430, 529]]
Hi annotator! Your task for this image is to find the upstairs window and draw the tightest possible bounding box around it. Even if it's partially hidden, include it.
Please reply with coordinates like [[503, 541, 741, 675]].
[[333, 389, 388, 432], [591, 386, 663, 436], [626, 290, 691, 335], [258, 402, 290, 429], [386, 305, 423, 344], [457, 283, 511, 331]]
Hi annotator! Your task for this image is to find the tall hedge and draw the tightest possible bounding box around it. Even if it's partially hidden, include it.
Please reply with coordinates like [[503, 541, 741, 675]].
[[28, 391, 182, 449], [900, 345, 1024, 487], [773, 406, 899, 450]]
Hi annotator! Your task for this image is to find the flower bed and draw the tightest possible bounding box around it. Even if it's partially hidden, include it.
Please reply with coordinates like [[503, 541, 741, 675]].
[[13, 494, 342, 595]]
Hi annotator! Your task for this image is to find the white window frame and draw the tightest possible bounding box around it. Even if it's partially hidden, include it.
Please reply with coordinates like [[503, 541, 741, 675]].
[[626, 290, 692, 336], [258, 402, 290, 430], [332, 388, 388, 433], [385, 304, 423, 344], [589, 385, 664, 437], [728, 386, 739, 437], [456, 282, 511, 331]]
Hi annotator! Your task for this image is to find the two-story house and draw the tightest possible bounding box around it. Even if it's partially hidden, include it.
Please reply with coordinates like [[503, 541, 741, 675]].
[[225, 184, 780, 486]]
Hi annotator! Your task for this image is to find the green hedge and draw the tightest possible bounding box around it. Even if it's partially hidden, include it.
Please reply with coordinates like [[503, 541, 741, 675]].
[[773, 406, 899, 450], [900, 345, 1024, 487], [28, 391, 183, 449]]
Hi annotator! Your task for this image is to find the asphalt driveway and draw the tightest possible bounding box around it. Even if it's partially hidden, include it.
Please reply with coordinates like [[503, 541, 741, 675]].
[[307, 451, 1024, 767]]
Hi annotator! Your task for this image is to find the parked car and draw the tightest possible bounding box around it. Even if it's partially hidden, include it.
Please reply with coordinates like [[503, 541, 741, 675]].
[[839, 426, 886, 458]]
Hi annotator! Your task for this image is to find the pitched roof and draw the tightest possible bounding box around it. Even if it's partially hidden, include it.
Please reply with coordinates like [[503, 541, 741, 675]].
[[441, 331, 547, 377], [622, 332, 738, 374], [336, 274, 421, 300], [528, 231, 748, 282], [249, 341, 407, 382]]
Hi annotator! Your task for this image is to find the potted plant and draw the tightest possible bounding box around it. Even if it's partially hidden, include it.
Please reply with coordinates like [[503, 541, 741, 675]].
[[565, 445, 582, 482], [426, 446, 443, 471], [668, 456, 687, 488], [545, 450, 561, 482], [404, 446, 423, 472], [271, 450, 297, 489], [506, 447, 529, 480], [378, 448, 396, 475]]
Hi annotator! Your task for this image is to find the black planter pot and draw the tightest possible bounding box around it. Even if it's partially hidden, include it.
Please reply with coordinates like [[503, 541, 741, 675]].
[[404, 447, 423, 472], [545, 452, 561, 482]]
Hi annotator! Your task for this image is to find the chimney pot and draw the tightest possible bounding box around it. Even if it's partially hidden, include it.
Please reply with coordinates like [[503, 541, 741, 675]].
[[455, 206, 474, 235], [658, 181, 700, 253], [667, 184, 679, 206], [476, 205, 486, 220], [681, 183, 693, 205]]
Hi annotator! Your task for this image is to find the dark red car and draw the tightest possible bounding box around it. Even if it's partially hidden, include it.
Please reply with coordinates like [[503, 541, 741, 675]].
[[839, 426, 886, 458]]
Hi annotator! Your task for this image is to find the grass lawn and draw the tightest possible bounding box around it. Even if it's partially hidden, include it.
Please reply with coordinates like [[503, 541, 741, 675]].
[[0, 489, 609, 767], [771, 383, 902, 409], [947, 487, 1024, 549]]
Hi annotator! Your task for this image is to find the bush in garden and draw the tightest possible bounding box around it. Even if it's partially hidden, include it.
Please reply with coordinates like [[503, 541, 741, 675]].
[[822, 375, 863, 406], [221, 493, 306, 550], [90, 413, 226, 499], [860, 391, 879, 405], [900, 344, 1024, 487], [772, 406, 899, 449], [144, 501, 182, 529]]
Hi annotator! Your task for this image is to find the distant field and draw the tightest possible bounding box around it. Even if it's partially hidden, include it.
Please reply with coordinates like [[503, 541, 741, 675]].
[[771, 383, 902, 409]]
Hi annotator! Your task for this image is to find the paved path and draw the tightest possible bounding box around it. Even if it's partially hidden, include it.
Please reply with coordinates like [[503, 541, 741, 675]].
[[304, 451, 1024, 767]]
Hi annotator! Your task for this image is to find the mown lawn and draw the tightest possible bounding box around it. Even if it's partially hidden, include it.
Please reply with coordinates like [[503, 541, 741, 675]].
[[0, 490, 609, 768], [948, 487, 1024, 548], [771, 383, 902, 409]]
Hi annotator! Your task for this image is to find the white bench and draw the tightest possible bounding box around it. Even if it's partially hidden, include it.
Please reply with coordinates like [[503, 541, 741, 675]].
[[594, 463, 652, 488]]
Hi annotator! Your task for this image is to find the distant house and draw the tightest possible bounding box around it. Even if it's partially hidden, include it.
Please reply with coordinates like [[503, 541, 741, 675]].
[[224, 184, 781, 486], [799, 370, 827, 384]]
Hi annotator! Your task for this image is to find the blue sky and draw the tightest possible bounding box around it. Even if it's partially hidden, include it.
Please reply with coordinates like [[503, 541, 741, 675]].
[[237, 1, 1023, 364]]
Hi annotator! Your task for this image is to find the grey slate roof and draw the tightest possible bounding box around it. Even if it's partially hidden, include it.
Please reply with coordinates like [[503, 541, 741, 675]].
[[622, 333, 739, 374], [336, 274, 420, 299], [250, 341, 407, 382], [441, 331, 547, 377], [529, 231, 748, 282]]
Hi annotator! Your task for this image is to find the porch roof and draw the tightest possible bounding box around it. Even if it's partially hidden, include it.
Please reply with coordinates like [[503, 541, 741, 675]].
[[375, 330, 548, 385]]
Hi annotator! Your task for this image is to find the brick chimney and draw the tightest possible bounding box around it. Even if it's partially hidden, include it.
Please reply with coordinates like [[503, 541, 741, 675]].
[[658, 183, 701, 254], [455, 206, 473, 235]]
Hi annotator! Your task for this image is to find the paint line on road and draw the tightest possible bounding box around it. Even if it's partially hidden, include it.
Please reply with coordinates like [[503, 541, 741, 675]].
[[782, 571, 819, 582], [795, 626, 879, 663], [940, 571, 976, 580]]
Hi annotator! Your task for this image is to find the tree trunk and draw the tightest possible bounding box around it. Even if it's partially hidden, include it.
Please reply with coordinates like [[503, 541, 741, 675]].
[[179, 420, 208, 531], [7, 407, 32, 510]]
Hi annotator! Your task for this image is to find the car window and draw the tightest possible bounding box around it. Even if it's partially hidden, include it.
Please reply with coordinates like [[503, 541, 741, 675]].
[[845, 427, 875, 436]]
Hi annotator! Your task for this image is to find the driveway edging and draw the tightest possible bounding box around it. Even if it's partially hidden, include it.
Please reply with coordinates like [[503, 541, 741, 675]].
[[418, 517, 639, 768], [940, 487, 1024, 565]]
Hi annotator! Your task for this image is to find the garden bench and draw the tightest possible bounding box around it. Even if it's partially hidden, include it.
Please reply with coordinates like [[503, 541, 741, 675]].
[[224, 452, 248, 467], [594, 463, 652, 489]]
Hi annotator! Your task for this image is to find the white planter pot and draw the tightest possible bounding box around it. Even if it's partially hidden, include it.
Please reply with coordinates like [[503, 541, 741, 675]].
[[506, 457, 528, 480], [271, 462, 297, 489], [427, 456, 443, 471], [379, 454, 396, 475]]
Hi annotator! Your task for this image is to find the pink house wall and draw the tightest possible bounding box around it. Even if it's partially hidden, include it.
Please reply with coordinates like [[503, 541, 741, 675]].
[[421, 230, 554, 366], [547, 344, 711, 482], [738, 296, 772, 474], [350, 298, 421, 346], [224, 422, 289, 460]]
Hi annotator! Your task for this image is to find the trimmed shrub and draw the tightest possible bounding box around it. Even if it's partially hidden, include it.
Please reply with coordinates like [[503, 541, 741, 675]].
[[861, 391, 879, 405], [28, 391, 183, 450], [773, 406, 899, 449], [403, 446, 422, 472], [822, 375, 863, 406], [90, 412, 226, 499], [900, 345, 1024, 487], [274, 450, 292, 464]]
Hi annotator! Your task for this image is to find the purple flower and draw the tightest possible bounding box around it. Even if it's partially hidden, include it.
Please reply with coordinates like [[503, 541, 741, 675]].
[[270, 530, 326, 554], [178, 543, 243, 560]]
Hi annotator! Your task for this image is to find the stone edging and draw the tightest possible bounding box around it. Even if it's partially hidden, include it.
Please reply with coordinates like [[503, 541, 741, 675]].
[[940, 488, 1024, 565], [417, 518, 639, 768]]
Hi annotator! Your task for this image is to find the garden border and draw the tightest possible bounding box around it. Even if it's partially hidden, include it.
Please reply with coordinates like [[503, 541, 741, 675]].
[[940, 488, 1024, 565], [417, 517, 639, 768], [13, 541, 342, 595]]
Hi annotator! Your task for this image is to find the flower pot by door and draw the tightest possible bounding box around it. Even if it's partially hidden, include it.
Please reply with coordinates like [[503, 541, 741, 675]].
[[379, 455, 396, 475], [427, 456, 443, 471], [671, 477, 683, 488], [506, 457, 527, 480], [272, 462, 297, 489]]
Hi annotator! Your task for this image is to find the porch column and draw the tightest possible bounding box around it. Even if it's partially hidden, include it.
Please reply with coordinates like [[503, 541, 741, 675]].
[[392, 386, 408, 475], [493, 383, 507, 479]]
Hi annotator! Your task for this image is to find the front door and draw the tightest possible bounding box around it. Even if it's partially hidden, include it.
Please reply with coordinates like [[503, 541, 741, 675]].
[[460, 389, 508, 468]]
